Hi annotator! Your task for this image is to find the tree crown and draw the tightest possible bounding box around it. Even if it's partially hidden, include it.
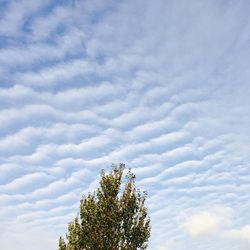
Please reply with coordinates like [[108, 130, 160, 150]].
[[59, 164, 151, 250]]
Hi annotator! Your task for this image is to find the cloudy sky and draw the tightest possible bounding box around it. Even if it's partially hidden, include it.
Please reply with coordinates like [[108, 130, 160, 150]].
[[0, 0, 250, 249]]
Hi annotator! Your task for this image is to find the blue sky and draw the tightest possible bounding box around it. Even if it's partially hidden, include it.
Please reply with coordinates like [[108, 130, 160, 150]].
[[0, 0, 250, 249]]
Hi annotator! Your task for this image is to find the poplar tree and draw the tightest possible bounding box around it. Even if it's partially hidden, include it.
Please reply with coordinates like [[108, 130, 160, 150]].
[[58, 164, 151, 250]]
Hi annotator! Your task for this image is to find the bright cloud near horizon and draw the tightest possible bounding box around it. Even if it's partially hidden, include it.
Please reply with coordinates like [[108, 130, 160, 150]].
[[0, 0, 250, 249]]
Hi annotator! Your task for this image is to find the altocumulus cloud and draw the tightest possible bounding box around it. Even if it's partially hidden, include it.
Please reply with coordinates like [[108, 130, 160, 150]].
[[0, 0, 250, 250]]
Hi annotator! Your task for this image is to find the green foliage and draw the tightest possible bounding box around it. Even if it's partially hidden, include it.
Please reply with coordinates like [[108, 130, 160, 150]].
[[59, 237, 67, 250], [59, 164, 151, 250]]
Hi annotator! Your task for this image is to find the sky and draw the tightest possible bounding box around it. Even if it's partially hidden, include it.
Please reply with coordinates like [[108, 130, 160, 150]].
[[0, 0, 250, 249]]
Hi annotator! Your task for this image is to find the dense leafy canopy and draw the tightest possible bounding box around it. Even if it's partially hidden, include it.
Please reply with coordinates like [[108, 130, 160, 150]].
[[59, 164, 151, 250]]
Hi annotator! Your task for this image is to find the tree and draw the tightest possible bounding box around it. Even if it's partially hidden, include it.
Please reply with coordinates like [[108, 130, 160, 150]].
[[58, 164, 151, 250]]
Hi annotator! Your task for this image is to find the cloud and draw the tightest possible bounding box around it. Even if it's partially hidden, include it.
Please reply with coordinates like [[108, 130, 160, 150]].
[[182, 207, 233, 238], [29, 5, 71, 41], [0, 0, 250, 250], [0, 172, 52, 193], [0, 224, 58, 250], [227, 225, 250, 245], [0, 0, 50, 36], [15, 59, 95, 86], [181, 207, 250, 249], [0, 28, 85, 69]]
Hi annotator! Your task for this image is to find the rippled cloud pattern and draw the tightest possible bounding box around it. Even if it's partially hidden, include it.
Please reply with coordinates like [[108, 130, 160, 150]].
[[0, 0, 250, 249]]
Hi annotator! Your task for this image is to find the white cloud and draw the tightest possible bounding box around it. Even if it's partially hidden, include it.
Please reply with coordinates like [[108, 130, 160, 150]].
[[0, 0, 250, 250], [0, 172, 52, 192], [227, 225, 250, 244], [182, 207, 233, 238], [0, 28, 85, 68], [15, 59, 95, 86], [0, 225, 58, 250], [30, 5, 71, 41], [0, 0, 50, 36]]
